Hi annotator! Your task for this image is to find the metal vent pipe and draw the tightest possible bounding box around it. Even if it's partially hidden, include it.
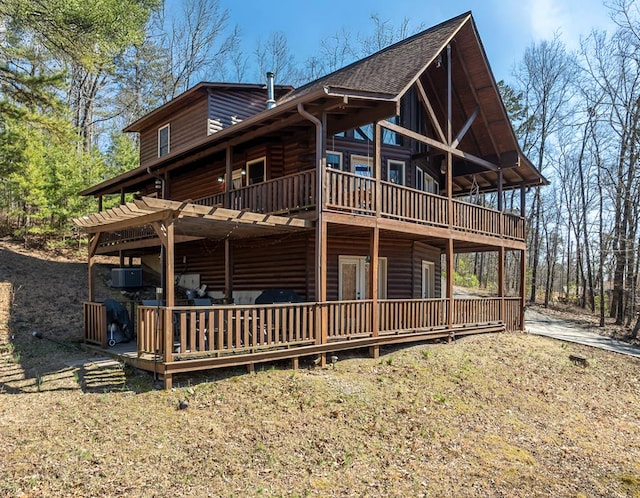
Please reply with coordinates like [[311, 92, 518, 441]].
[[266, 71, 276, 109]]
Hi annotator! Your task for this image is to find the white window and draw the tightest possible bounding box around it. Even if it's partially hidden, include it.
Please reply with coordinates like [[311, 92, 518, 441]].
[[338, 256, 387, 300], [246, 157, 266, 185], [158, 124, 170, 157], [421, 260, 436, 298], [326, 151, 343, 170], [387, 160, 405, 185], [416, 165, 438, 193], [351, 154, 373, 177]]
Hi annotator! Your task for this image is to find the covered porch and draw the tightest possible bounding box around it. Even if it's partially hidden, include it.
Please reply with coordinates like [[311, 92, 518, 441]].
[[75, 196, 522, 388]]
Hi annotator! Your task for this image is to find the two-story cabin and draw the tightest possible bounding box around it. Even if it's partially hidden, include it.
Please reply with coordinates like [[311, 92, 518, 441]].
[[75, 12, 545, 388]]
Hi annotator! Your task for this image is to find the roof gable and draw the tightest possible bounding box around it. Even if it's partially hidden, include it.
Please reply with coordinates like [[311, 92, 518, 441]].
[[279, 12, 470, 104]]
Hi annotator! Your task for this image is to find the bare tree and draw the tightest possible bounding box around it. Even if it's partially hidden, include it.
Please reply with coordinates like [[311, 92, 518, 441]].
[[513, 35, 576, 304]]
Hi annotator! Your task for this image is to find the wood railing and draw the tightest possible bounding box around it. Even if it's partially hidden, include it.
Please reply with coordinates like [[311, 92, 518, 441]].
[[83, 302, 107, 347], [325, 169, 375, 214], [504, 298, 522, 331], [88, 297, 523, 360], [138, 305, 166, 356], [380, 181, 448, 226], [379, 298, 448, 334], [195, 170, 316, 214], [452, 298, 502, 326], [324, 300, 374, 339], [139, 303, 317, 359], [324, 170, 524, 241], [452, 200, 502, 237]]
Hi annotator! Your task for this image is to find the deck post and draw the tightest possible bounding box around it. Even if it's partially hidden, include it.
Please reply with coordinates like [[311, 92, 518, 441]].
[[224, 239, 233, 303], [163, 220, 175, 365], [370, 122, 381, 358], [225, 145, 232, 209], [446, 238, 454, 329], [370, 225, 380, 358], [520, 248, 526, 330], [498, 246, 505, 325]]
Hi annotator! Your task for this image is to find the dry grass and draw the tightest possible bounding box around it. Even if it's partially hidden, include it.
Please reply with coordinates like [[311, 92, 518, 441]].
[[1, 240, 640, 497]]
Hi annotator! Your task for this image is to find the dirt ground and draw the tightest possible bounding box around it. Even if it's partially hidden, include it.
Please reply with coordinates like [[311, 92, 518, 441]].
[[1, 239, 640, 497]]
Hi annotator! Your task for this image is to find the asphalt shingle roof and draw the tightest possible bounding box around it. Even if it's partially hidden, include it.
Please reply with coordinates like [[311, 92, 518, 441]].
[[279, 12, 470, 104]]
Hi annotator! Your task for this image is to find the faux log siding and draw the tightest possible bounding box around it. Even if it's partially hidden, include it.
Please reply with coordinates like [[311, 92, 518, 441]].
[[412, 241, 442, 298], [174, 233, 441, 303], [175, 234, 312, 299], [140, 96, 209, 167], [169, 159, 223, 201], [324, 235, 438, 301], [168, 143, 280, 202]]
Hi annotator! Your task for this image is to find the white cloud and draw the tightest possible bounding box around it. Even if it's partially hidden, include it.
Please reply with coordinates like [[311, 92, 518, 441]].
[[524, 0, 614, 48]]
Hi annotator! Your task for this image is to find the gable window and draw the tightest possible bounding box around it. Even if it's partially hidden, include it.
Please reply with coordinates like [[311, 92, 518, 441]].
[[382, 116, 400, 145], [158, 124, 170, 157], [387, 160, 405, 185], [327, 151, 343, 170], [416, 165, 439, 194], [246, 157, 265, 185]]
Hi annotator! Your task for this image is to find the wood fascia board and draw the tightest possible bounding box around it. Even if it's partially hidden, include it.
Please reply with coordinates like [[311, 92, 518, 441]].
[[452, 106, 479, 149], [83, 208, 176, 233], [138, 197, 312, 229], [396, 13, 472, 99], [379, 119, 499, 172], [453, 37, 502, 159], [415, 78, 446, 143]]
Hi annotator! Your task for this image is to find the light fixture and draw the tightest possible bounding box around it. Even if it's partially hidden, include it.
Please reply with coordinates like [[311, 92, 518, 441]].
[[435, 54, 442, 68], [217, 176, 224, 183], [241, 168, 246, 176], [154, 178, 162, 190]]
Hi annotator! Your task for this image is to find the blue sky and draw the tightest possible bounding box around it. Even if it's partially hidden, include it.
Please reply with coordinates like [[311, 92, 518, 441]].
[[221, 0, 614, 83]]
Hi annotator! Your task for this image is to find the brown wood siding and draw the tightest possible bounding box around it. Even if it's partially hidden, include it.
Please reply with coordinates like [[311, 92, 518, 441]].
[[169, 157, 225, 201], [176, 233, 311, 300], [207, 89, 270, 130], [173, 233, 440, 303], [140, 96, 209, 168], [412, 242, 442, 298]]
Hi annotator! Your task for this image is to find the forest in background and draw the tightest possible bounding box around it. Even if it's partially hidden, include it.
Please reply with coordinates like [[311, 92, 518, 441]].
[[1, 0, 639, 330]]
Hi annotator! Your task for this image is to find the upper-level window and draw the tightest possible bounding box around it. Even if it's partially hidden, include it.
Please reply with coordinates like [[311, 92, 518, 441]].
[[158, 124, 170, 157], [353, 118, 400, 145], [351, 154, 372, 177], [327, 151, 343, 170], [416, 165, 439, 194], [246, 157, 265, 185], [387, 160, 405, 185]]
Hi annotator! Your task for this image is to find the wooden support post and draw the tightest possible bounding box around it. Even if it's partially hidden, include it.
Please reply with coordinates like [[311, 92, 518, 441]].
[[224, 239, 233, 303], [120, 188, 125, 205], [520, 248, 526, 330], [291, 357, 299, 370], [163, 220, 175, 365], [225, 145, 232, 209], [247, 363, 255, 374], [87, 233, 100, 302], [446, 44, 454, 229], [497, 168, 504, 212], [446, 238, 454, 329], [163, 373, 172, 390], [370, 224, 380, 358], [97, 196, 103, 212], [498, 246, 505, 326]]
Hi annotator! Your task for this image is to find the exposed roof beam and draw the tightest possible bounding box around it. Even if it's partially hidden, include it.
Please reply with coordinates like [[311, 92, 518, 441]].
[[453, 46, 501, 159], [415, 78, 446, 143], [379, 119, 499, 172], [452, 106, 479, 149]]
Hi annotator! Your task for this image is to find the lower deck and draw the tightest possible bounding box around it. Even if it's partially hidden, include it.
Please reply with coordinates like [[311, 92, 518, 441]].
[[83, 297, 521, 388]]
